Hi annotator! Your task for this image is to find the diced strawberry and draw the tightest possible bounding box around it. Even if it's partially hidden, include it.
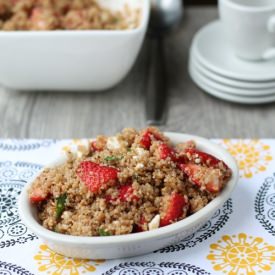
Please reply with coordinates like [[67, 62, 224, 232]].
[[119, 184, 139, 202], [30, 7, 59, 30], [159, 143, 177, 161], [205, 182, 220, 193], [133, 216, 146, 232], [91, 141, 102, 152], [105, 183, 139, 203], [90, 137, 106, 152], [176, 155, 188, 165], [180, 163, 202, 187], [140, 131, 152, 149], [180, 163, 222, 193], [160, 193, 188, 227], [105, 194, 114, 203], [10, 0, 20, 5], [77, 161, 118, 193], [148, 129, 163, 141], [140, 129, 164, 149], [29, 188, 48, 203], [185, 149, 228, 169], [30, 8, 47, 30]]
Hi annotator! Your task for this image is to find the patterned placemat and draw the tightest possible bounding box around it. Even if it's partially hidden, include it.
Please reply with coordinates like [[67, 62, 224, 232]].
[[0, 139, 274, 275]]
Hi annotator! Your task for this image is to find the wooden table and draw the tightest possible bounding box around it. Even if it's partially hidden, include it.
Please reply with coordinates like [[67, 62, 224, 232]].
[[0, 7, 274, 139]]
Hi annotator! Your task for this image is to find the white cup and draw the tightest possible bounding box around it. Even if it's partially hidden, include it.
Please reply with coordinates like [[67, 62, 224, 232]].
[[219, 0, 275, 61]]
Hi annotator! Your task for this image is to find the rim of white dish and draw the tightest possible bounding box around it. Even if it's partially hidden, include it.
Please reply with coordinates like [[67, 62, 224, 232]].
[[18, 133, 239, 246], [220, 0, 275, 12], [191, 52, 275, 91], [190, 57, 275, 97], [189, 63, 275, 104], [0, 0, 150, 36], [192, 21, 275, 82]]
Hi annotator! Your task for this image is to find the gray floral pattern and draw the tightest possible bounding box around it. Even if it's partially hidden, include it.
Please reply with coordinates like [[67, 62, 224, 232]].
[[255, 173, 275, 236], [0, 161, 42, 248]]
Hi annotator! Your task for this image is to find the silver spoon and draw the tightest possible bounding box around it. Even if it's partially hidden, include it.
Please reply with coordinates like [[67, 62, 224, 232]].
[[146, 0, 183, 125]]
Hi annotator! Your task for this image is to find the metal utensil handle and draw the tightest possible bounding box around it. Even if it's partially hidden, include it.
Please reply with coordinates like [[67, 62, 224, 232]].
[[146, 37, 167, 125]]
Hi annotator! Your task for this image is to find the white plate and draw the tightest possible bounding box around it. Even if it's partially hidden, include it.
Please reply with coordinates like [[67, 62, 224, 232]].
[[189, 63, 275, 104], [192, 20, 275, 82], [19, 133, 238, 259], [191, 49, 275, 90], [190, 57, 275, 97]]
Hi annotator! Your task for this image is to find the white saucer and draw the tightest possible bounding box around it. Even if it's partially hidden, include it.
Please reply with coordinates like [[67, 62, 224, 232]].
[[192, 20, 275, 82], [191, 50, 275, 90], [190, 57, 275, 97], [189, 63, 275, 104]]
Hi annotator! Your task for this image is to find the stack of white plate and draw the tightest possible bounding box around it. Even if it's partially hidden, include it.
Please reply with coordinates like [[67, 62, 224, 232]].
[[189, 20, 275, 104]]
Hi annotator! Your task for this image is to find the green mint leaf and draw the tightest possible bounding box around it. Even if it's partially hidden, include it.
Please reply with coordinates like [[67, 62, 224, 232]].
[[104, 156, 122, 162], [56, 193, 67, 219], [99, 228, 111, 236]]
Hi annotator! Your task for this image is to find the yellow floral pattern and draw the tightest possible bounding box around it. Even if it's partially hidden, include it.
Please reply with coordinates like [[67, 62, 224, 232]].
[[222, 140, 272, 178], [34, 244, 105, 275], [207, 233, 275, 275]]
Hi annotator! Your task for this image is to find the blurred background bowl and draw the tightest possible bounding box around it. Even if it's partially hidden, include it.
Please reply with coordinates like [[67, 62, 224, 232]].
[[0, 0, 150, 92]]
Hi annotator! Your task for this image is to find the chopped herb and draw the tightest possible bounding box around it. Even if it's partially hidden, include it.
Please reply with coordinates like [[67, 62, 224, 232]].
[[99, 228, 111, 236], [56, 193, 67, 219], [127, 148, 132, 152], [104, 156, 123, 162]]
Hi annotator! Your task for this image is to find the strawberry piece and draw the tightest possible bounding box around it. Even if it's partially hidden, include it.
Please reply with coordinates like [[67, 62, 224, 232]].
[[119, 184, 139, 202], [133, 216, 146, 232], [140, 131, 151, 149], [159, 143, 177, 161], [90, 137, 106, 152], [160, 193, 188, 227], [105, 194, 114, 203], [180, 164, 202, 187], [205, 182, 221, 193], [30, 8, 48, 30], [105, 184, 139, 203], [180, 163, 223, 193], [91, 141, 102, 152], [29, 188, 48, 203], [30, 7, 59, 30], [185, 149, 228, 169], [176, 155, 188, 165], [77, 161, 118, 193], [140, 129, 164, 149]]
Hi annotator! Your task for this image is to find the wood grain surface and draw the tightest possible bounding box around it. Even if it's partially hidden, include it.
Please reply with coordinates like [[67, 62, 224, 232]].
[[0, 7, 274, 139]]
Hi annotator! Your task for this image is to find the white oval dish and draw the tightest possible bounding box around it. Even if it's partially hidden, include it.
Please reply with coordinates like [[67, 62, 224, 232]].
[[18, 133, 239, 259]]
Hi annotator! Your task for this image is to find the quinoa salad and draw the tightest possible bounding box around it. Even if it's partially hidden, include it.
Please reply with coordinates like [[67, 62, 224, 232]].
[[0, 0, 140, 31], [28, 128, 232, 237]]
